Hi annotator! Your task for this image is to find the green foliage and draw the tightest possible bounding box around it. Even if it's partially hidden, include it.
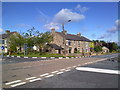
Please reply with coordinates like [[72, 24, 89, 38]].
[[34, 31, 53, 52], [107, 42, 118, 52], [94, 46, 102, 52], [8, 33, 25, 52], [8, 44, 17, 54]]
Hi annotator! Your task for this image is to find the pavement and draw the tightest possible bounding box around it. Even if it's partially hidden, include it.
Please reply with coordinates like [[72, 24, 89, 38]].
[[1, 53, 119, 88]]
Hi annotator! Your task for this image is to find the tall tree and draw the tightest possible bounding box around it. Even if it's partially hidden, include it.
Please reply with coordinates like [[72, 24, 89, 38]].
[[22, 27, 35, 48], [34, 31, 53, 52], [8, 33, 25, 52]]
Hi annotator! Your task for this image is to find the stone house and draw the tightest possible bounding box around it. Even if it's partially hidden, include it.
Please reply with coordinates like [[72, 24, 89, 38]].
[[102, 46, 109, 53], [0, 31, 17, 53], [47, 28, 92, 55]]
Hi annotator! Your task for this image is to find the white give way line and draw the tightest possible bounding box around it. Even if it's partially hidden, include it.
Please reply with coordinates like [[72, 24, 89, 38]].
[[76, 67, 120, 75]]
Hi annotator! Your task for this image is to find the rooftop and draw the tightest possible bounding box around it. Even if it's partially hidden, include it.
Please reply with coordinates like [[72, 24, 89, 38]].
[[0, 32, 17, 39], [56, 32, 91, 42]]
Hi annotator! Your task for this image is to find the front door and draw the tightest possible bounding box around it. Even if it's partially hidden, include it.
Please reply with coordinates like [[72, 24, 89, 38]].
[[58, 49, 61, 54]]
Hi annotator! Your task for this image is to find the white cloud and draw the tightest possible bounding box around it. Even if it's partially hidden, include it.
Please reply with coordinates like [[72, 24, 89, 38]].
[[43, 22, 59, 30], [98, 34, 109, 39], [43, 8, 85, 30], [115, 19, 120, 25], [11, 24, 32, 28], [36, 8, 51, 23], [98, 19, 119, 39], [107, 19, 120, 33], [107, 26, 117, 33], [53, 8, 85, 24], [75, 4, 89, 13], [0, 28, 3, 32]]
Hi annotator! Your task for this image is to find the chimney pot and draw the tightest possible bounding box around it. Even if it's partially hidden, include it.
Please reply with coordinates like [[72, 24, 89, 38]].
[[77, 33, 81, 36], [62, 30, 67, 35], [51, 28, 55, 33]]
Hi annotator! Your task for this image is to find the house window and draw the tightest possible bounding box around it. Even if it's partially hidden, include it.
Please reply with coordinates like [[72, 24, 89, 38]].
[[0, 40, 4, 44], [78, 41, 80, 46], [86, 42, 88, 47], [68, 40, 71, 45], [69, 48, 72, 53]]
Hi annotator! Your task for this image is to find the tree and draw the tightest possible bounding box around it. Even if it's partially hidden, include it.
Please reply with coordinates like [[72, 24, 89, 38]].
[[22, 27, 35, 48], [34, 31, 53, 53], [107, 42, 118, 52], [8, 33, 25, 53], [94, 46, 102, 52]]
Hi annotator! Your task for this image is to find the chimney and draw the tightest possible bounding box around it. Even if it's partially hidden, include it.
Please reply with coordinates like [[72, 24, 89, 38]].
[[62, 30, 67, 35], [5, 30, 10, 34], [51, 28, 55, 33], [77, 33, 81, 37]]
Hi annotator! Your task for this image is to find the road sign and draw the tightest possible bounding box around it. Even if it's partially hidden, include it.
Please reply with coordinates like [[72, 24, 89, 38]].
[[24, 44, 27, 50], [1, 46, 4, 50]]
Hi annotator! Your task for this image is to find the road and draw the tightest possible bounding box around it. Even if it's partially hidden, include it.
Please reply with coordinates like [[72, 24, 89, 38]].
[[1, 53, 119, 88]]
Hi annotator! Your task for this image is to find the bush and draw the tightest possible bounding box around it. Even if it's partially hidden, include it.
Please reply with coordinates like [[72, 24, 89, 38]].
[[94, 46, 102, 52], [8, 44, 17, 55]]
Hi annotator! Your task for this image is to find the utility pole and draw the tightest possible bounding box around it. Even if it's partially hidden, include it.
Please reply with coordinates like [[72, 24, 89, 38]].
[[62, 20, 71, 55]]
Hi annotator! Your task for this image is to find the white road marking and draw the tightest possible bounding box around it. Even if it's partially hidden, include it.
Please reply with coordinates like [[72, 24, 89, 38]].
[[51, 71, 59, 73], [50, 57, 55, 59], [59, 57, 63, 59], [40, 73, 49, 77], [73, 66, 76, 68], [84, 63, 88, 64], [41, 57, 46, 59], [5, 80, 22, 85], [60, 69, 65, 71], [56, 72, 64, 74], [45, 74, 54, 78], [25, 77, 36, 80], [29, 78, 42, 82], [32, 57, 37, 58], [11, 82, 26, 87], [67, 67, 71, 69], [76, 67, 120, 75], [66, 57, 69, 59], [24, 57, 28, 58], [7, 55, 9, 57], [65, 69, 71, 72], [17, 56, 20, 58], [11, 56, 14, 57]]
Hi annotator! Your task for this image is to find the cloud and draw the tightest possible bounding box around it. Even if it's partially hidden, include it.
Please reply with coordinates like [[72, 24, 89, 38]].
[[98, 34, 109, 39], [98, 19, 120, 39], [43, 8, 85, 30], [43, 22, 59, 30], [36, 8, 51, 23], [11, 24, 32, 28], [53, 8, 85, 24], [107, 19, 120, 33], [0, 28, 3, 32], [75, 4, 89, 13], [107, 26, 117, 33]]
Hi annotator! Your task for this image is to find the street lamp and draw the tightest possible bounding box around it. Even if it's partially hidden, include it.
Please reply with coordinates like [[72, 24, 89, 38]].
[[62, 20, 71, 55]]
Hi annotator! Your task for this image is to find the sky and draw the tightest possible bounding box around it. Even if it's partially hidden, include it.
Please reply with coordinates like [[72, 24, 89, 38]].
[[1, 2, 119, 43]]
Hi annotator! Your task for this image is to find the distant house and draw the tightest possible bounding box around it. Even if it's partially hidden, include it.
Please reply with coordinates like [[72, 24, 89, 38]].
[[0, 31, 17, 53], [102, 46, 109, 53], [47, 28, 92, 54]]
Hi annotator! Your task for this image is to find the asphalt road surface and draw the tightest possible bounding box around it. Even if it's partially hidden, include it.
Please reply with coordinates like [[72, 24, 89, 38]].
[[1, 53, 119, 88], [15, 57, 119, 88]]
